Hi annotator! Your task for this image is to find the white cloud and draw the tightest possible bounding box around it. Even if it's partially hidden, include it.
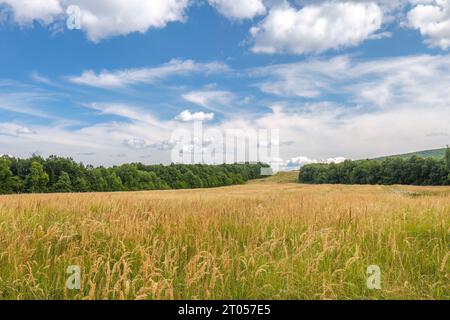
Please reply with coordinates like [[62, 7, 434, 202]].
[[285, 156, 318, 168], [252, 54, 450, 111], [123, 137, 150, 150], [69, 59, 229, 89], [0, 0, 419, 49], [0, 123, 31, 136], [326, 157, 347, 164], [250, 1, 384, 54], [16, 126, 37, 135], [0, 90, 61, 119], [349, 54, 450, 108], [251, 56, 350, 97], [0, 0, 62, 24], [283, 156, 347, 170], [208, 0, 266, 20], [1, 86, 449, 167], [175, 110, 215, 122], [66, 0, 189, 42], [182, 90, 234, 111], [0, 0, 189, 41], [87, 103, 167, 128], [407, 0, 450, 49]]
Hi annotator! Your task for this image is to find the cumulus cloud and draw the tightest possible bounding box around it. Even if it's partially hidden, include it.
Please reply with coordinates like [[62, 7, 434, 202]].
[[0, 0, 189, 41], [3, 0, 449, 50], [0, 0, 62, 24], [408, 0, 450, 49], [208, 0, 266, 20], [326, 157, 347, 164], [286, 156, 318, 168], [250, 1, 384, 54], [66, 0, 190, 42], [282, 156, 346, 170], [0, 0, 268, 41], [175, 110, 215, 122], [69, 59, 229, 89]]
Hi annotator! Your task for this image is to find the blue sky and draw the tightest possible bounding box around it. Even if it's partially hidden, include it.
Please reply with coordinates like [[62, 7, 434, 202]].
[[1, 0, 450, 168]]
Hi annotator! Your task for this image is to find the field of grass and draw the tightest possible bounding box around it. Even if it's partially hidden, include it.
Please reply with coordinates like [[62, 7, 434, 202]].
[[0, 178, 449, 300]]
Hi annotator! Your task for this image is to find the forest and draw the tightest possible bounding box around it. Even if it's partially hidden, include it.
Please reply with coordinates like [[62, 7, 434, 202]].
[[0, 155, 268, 194], [299, 148, 450, 186]]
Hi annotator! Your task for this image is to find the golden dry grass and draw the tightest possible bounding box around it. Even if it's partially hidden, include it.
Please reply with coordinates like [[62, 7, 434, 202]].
[[0, 180, 449, 300]]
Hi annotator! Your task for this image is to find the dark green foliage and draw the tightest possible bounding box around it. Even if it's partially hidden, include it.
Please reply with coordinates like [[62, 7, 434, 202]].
[[299, 156, 450, 186], [0, 155, 268, 194], [445, 146, 450, 184], [445, 146, 450, 171], [25, 161, 50, 193], [0, 158, 14, 194], [54, 171, 72, 193]]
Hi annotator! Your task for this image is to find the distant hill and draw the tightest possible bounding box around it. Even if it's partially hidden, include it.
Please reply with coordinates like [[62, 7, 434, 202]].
[[375, 148, 447, 161]]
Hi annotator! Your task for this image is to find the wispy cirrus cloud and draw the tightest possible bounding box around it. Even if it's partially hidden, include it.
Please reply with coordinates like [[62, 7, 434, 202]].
[[0, 90, 61, 119], [68, 59, 230, 89], [252, 53, 450, 111], [86, 102, 169, 128], [182, 90, 235, 112], [0, 123, 37, 136], [251, 56, 350, 98]]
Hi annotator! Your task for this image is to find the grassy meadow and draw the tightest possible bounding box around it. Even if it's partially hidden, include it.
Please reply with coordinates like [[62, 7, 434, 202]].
[[0, 173, 448, 300]]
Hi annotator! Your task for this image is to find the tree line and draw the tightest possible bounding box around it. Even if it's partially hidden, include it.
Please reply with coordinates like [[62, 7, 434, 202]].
[[299, 148, 450, 186], [0, 155, 269, 194]]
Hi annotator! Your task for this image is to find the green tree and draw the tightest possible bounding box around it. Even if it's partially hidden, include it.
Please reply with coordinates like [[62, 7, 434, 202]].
[[442, 146, 450, 184], [10, 176, 24, 193], [89, 168, 108, 192], [0, 158, 14, 194], [54, 171, 72, 193], [25, 161, 49, 193], [183, 170, 203, 188], [73, 176, 89, 192], [445, 145, 450, 171], [105, 171, 123, 191], [299, 156, 449, 186], [2, 156, 267, 193]]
